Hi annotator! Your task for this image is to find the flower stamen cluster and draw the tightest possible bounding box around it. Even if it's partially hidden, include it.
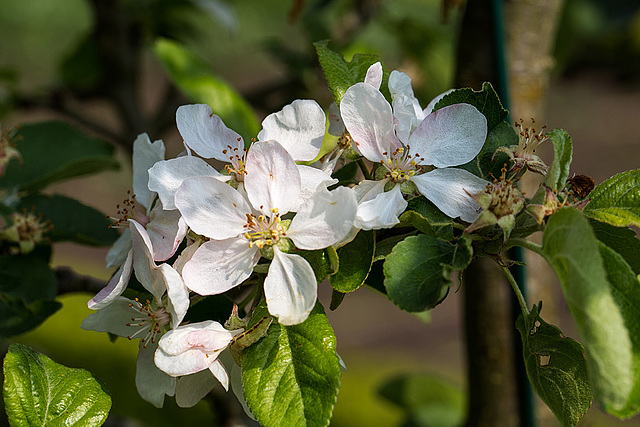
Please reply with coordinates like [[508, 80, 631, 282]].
[[495, 118, 549, 175], [109, 190, 150, 229], [222, 139, 248, 179], [125, 297, 172, 347], [2, 209, 52, 254], [380, 146, 425, 183], [243, 209, 286, 249]]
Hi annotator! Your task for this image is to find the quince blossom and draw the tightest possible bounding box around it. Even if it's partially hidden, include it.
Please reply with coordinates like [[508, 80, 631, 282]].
[[174, 140, 357, 325], [340, 64, 489, 228]]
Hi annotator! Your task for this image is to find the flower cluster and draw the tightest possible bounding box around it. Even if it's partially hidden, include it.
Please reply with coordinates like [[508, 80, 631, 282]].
[[82, 62, 490, 409]]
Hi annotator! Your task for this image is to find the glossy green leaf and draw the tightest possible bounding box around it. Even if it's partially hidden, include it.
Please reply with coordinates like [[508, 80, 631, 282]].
[[242, 302, 341, 427], [1, 121, 119, 192], [583, 169, 640, 228], [545, 129, 573, 192], [373, 231, 417, 263], [384, 235, 461, 312], [459, 120, 517, 180], [17, 193, 118, 246], [404, 196, 453, 240], [433, 81, 508, 132], [153, 38, 260, 141], [314, 40, 386, 105], [543, 208, 639, 416], [3, 343, 111, 426], [329, 230, 374, 293], [590, 219, 640, 275], [516, 302, 592, 426], [378, 373, 465, 427]]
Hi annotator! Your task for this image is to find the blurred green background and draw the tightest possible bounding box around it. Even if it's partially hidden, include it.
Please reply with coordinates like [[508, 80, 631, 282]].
[[2, 0, 640, 425]]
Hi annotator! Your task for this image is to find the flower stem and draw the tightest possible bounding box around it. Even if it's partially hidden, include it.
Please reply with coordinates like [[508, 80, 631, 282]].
[[356, 159, 372, 181], [504, 238, 544, 257], [495, 260, 529, 316]]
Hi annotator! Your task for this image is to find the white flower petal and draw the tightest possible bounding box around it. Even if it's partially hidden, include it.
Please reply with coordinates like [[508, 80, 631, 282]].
[[105, 229, 132, 269], [424, 89, 454, 114], [265, 250, 317, 326], [129, 219, 164, 300], [135, 342, 176, 408], [176, 104, 244, 160], [182, 239, 260, 295], [340, 83, 399, 162], [175, 176, 249, 240], [258, 99, 325, 162], [411, 168, 489, 222], [364, 62, 383, 89], [409, 103, 487, 168], [148, 156, 227, 211], [355, 183, 407, 230], [147, 203, 188, 262], [327, 102, 344, 136], [175, 370, 218, 408], [81, 297, 142, 338], [244, 140, 301, 215], [295, 165, 338, 211], [388, 70, 414, 100], [133, 133, 165, 210], [88, 250, 133, 310], [161, 263, 189, 327], [154, 347, 212, 377], [158, 320, 233, 356], [288, 186, 357, 249], [208, 359, 230, 391]]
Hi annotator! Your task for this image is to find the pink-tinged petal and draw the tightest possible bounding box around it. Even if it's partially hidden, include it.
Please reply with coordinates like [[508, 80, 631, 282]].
[[154, 347, 212, 376], [175, 176, 249, 240], [176, 104, 244, 160], [411, 168, 489, 222], [209, 359, 230, 391], [81, 297, 142, 338], [265, 250, 317, 326], [355, 183, 407, 230], [288, 186, 357, 249], [133, 133, 165, 210], [105, 229, 132, 269], [147, 204, 187, 262], [182, 238, 260, 295], [175, 370, 217, 408], [258, 99, 326, 162], [88, 250, 133, 310], [158, 321, 233, 356], [409, 103, 487, 168], [295, 165, 338, 211], [136, 342, 176, 408], [161, 263, 189, 327], [364, 62, 383, 89], [148, 156, 227, 211], [244, 140, 301, 215], [340, 83, 399, 162]]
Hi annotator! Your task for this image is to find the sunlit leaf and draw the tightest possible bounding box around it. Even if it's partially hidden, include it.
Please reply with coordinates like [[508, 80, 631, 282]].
[[583, 169, 640, 228], [545, 128, 573, 192]]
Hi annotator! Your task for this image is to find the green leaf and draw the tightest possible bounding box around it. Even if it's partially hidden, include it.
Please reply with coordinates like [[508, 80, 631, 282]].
[[516, 302, 592, 426], [314, 40, 387, 105], [3, 343, 111, 426], [378, 373, 465, 427], [373, 231, 417, 262], [242, 302, 341, 427], [330, 230, 374, 293], [590, 219, 640, 276], [583, 169, 640, 228], [1, 121, 119, 192], [404, 196, 453, 240], [545, 129, 573, 192], [383, 235, 460, 312], [297, 249, 333, 284], [0, 253, 60, 337], [153, 38, 260, 141], [459, 120, 517, 180], [17, 193, 118, 246], [433, 81, 508, 133], [543, 208, 639, 416]]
